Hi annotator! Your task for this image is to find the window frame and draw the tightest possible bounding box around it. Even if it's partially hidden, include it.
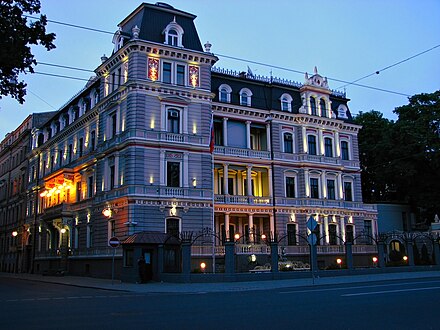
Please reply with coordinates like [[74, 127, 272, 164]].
[[307, 135, 317, 155], [341, 140, 350, 160], [283, 132, 294, 154], [166, 161, 181, 188], [285, 176, 296, 198], [324, 137, 333, 157], [310, 177, 320, 199], [239, 88, 253, 106], [218, 84, 232, 103], [280, 93, 293, 112]]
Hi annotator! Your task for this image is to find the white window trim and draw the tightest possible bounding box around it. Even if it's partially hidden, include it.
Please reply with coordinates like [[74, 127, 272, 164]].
[[282, 130, 295, 153], [163, 19, 184, 47], [165, 217, 182, 235], [284, 171, 298, 198], [342, 176, 355, 201], [323, 136, 334, 158], [165, 159, 183, 188], [309, 171, 322, 199], [280, 93, 293, 112], [218, 84, 232, 103], [337, 105, 348, 119], [161, 61, 187, 86], [161, 104, 187, 134], [307, 134, 318, 155], [340, 139, 351, 160], [239, 88, 253, 106]]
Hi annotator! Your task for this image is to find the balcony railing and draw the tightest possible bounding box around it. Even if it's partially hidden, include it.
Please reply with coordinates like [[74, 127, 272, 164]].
[[214, 146, 270, 159], [94, 185, 213, 202], [191, 244, 377, 256], [275, 197, 375, 211], [274, 152, 359, 168], [214, 195, 272, 205]]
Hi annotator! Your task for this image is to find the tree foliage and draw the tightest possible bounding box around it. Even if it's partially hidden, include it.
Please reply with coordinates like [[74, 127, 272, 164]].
[[354, 91, 440, 221], [0, 0, 55, 103]]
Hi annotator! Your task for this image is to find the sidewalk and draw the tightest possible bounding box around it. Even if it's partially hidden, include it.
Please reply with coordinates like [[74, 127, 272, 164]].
[[2, 270, 440, 294]]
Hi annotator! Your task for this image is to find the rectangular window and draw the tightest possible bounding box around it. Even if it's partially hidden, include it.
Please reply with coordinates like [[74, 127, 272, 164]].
[[228, 177, 234, 195], [176, 64, 185, 86], [86, 225, 93, 248], [110, 165, 115, 190], [166, 162, 180, 187], [329, 224, 337, 245], [310, 178, 319, 199], [111, 113, 117, 138], [58, 150, 63, 167], [166, 218, 180, 238], [324, 138, 333, 157], [346, 225, 354, 243], [341, 141, 349, 160], [327, 179, 335, 200], [109, 220, 116, 238], [344, 182, 353, 201], [87, 176, 94, 198], [76, 181, 81, 202], [163, 62, 172, 84], [287, 223, 297, 245], [214, 120, 223, 146], [124, 249, 134, 267], [364, 220, 372, 244], [68, 144, 73, 163], [79, 138, 84, 157], [284, 133, 293, 153], [167, 109, 180, 133], [285, 177, 296, 198], [90, 131, 96, 151], [308, 135, 317, 155]]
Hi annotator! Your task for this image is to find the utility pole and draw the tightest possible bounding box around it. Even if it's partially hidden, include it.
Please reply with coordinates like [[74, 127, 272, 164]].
[[30, 152, 40, 274]]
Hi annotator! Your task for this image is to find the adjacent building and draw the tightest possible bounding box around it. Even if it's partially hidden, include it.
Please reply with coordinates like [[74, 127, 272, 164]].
[[4, 2, 378, 278]]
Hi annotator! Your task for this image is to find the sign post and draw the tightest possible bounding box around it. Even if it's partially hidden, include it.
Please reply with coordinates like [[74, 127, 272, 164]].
[[109, 237, 120, 285], [306, 216, 318, 285]]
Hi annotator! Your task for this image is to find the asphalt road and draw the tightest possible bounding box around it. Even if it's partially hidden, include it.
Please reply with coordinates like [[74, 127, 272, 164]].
[[1, 277, 439, 330]]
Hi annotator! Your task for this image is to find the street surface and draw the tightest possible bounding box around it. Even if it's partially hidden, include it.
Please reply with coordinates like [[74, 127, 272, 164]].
[[1, 276, 439, 329]]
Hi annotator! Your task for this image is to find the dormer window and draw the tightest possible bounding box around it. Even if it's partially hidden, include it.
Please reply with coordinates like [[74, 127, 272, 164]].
[[280, 93, 293, 112], [218, 84, 232, 103], [239, 88, 252, 106], [168, 29, 178, 46], [163, 17, 184, 47]]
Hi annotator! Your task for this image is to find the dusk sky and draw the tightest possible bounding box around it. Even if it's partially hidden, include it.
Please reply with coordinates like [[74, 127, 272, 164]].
[[0, 0, 439, 138]]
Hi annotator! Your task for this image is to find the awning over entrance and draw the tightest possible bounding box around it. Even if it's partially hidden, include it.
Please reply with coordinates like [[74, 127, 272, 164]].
[[122, 231, 180, 245]]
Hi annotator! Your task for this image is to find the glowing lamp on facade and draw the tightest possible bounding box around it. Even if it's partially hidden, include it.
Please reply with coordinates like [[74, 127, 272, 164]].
[[336, 258, 342, 265], [192, 124, 197, 135], [192, 178, 197, 188], [148, 58, 159, 81], [403, 255, 408, 262], [261, 234, 266, 240], [170, 205, 177, 217], [372, 256, 378, 263], [200, 262, 206, 272], [250, 254, 257, 262], [12, 231, 18, 237], [102, 208, 112, 218], [150, 119, 155, 130], [189, 65, 199, 88], [60, 228, 66, 234], [149, 176, 154, 185], [234, 233, 240, 241]]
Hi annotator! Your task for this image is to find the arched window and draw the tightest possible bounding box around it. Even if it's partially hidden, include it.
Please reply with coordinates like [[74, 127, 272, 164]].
[[239, 88, 252, 106], [283, 132, 293, 153], [218, 84, 232, 103], [310, 97, 317, 115], [280, 93, 293, 112], [163, 18, 184, 47], [320, 98, 327, 117]]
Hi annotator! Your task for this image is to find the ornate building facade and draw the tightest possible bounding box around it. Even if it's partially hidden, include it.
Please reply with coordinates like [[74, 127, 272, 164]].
[[4, 3, 377, 277]]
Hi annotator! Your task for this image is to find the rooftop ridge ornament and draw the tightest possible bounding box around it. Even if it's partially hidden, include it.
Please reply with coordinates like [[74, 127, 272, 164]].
[[132, 25, 140, 39]]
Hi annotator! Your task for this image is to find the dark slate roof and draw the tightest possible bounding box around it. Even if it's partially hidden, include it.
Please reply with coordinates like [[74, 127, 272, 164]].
[[118, 2, 203, 52], [211, 69, 354, 122], [123, 231, 180, 245]]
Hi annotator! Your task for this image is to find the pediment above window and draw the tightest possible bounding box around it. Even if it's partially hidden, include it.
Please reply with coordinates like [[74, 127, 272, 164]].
[[163, 17, 184, 47], [158, 94, 190, 105]]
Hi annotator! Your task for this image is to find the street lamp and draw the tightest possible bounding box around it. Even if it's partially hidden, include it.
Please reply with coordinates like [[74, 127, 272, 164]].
[[200, 262, 206, 273], [12, 231, 18, 237], [372, 256, 378, 267], [336, 258, 342, 269]]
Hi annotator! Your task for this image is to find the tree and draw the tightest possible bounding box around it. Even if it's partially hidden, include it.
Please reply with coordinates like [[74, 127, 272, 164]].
[[0, 0, 55, 103], [353, 110, 395, 202], [355, 91, 440, 222]]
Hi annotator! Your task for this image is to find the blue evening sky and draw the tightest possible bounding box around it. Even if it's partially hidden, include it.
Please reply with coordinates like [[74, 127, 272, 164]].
[[0, 0, 439, 138]]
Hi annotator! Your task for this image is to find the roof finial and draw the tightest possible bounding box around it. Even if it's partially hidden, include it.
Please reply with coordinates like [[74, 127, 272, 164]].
[[173, 16, 176, 23], [314, 66, 318, 75]]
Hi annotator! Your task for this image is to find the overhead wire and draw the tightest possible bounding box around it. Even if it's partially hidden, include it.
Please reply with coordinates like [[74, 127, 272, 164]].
[[23, 14, 437, 98]]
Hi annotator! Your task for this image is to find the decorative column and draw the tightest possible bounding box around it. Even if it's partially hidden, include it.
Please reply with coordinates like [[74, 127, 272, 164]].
[[269, 214, 275, 236], [321, 171, 327, 199], [337, 173, 343, 200], [335, 131, 340, 157], [267, 167, 273, 198], [246, 165, 252, 196], [222, 118, 228, 147], [223, 163, 229, 195], [324, 216, 329, 245], [246, 121, 251, 149], [302, 126, 307, 153], [160, 150, 166, 186], [266, 123, 271, 152], [248, 214, 254, 242], [304, 169, 310, 197], [183, 153, 189, 187], [340, 216, 346, 244], [318, 129, 324, 155], [224, 213, 230, 241]]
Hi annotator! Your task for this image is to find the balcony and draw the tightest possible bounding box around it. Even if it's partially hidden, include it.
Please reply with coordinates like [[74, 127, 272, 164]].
[[214, 146, 270, 159], [41, 203, 72, 220], [94, 184, 213, 202], [274, 152, 359, 168], [275, 197, 374, 211], [214, 195, 272, 205]]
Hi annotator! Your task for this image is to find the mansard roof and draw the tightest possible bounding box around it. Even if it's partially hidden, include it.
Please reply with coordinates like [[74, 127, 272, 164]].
[[211, 67, 353, 122], [117, 2, 203, 51]]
